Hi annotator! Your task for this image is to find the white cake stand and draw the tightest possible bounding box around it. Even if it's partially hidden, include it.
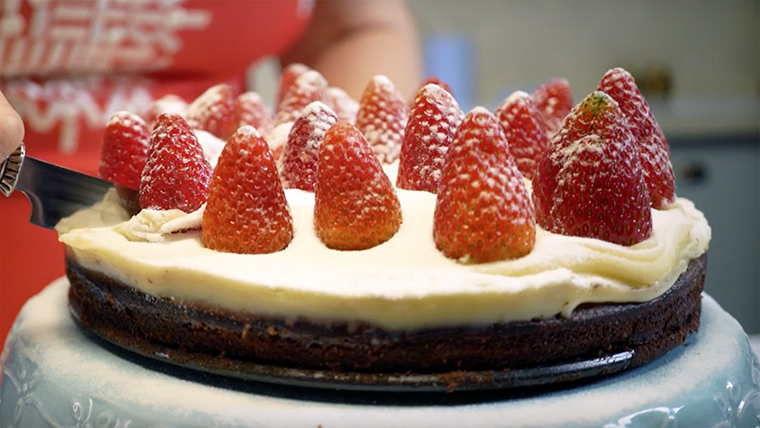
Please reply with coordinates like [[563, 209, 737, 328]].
[[1, 278, 759, 428]]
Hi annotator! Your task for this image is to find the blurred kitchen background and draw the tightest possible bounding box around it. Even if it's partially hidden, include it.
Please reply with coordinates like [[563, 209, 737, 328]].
[[253, 1, 759, 334]]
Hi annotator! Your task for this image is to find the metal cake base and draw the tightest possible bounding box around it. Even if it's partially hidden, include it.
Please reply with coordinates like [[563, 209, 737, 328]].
[[73, 319, 636, 393]]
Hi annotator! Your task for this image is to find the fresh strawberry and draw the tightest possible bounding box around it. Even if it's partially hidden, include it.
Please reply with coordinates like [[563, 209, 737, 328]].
[[139, 113, 212, 213], [185, 83, 238, 140], [326, 87, 359, 123], [354, 75, 409, 164], [142, 95, 188, 131], [99, 111, 150, 191], [397, 84, 463, 192], [274, 70, 328, 126], [494, 91, 549, 180], [314, 122, 402, 250], [532, 91, 652, 246], [279, 102, 338, 192], [276, 63, 310, 108], [418, 76, 454, 97], [236, 91, 273, 134], [532, 78, 573, 137], [597, 67, 675, 209], [433, 107, 535, 263], [202, 126, 294, 254]]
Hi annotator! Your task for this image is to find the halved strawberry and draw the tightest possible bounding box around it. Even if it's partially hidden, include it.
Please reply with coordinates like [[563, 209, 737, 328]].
[[532, 78, 573, 137], [433, 107, 535, 263], [418, 76, 454, 97], [276, 63, 310, 108], [354, 75, 409, 164], [494, 91, 549, 180], [99, 111, 150, 191], [397, 84, 463, 192], [597, 67, 675, 209], [274, 70, 328, 126], [185, 83, 238, 140], [314, 122, 402, 250], [279, 101, 338, 192], [202, 126, 294, 254], [142, 95, 188, 131], [139, 113, 212, 213], [532, 91, 652, 246], [237, 91, 273, 134], [326, 87, 359, 123]]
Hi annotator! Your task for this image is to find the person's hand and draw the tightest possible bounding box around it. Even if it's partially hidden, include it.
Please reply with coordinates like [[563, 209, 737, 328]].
[[0, 90, 24, 159]]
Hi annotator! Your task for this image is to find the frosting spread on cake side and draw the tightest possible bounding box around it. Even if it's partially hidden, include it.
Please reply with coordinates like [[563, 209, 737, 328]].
[[57, 163, 711, 330]]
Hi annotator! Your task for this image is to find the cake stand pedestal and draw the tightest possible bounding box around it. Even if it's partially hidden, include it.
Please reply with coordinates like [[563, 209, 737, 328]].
[[2, 278, 759, 428]]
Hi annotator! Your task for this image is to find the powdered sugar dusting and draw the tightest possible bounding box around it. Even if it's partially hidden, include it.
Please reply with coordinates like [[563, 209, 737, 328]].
[[237, 91, 273, 134], [279, 101, 339, 191], [495, 90, 549, 180], [238, 91, 264, 105], [235, 124, 262, 139], [140, 114, 212, 213], [276, 63, 311, 106], [597, 67, 676, 209], [326, 87, 359, 124], [108, 110, 145, 129], [433, 107, 535, 262], [532, 78, 573, 138], [372, 74, 394, 91], [186, 84, 227, 127], [504, 90, 530, 108], [313, 122, 402, 250], [355, 75, 409, 164], [469, 106, 491, 116], [100, 110, 152, 189], [182, 84, 237, 140], [274, 70, 328, 126], [534, 90, 653, 245], [153, 95, 188, 114], [143, 95, 188, 130], [553, 134, 606, 188], [297, 102, 338, 153], [201, 128, 294, 255], [396, 83, 463, 192]]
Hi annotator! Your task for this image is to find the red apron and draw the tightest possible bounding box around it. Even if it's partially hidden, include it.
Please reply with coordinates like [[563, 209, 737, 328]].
[[0, 0, 313, 345]]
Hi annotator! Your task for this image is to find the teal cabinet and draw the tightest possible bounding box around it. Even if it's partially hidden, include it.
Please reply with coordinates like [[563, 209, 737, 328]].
[[669, 135, 759, 334]]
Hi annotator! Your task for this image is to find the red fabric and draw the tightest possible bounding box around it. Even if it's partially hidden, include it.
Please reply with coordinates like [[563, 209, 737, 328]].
[[0, 0, 313, 347]]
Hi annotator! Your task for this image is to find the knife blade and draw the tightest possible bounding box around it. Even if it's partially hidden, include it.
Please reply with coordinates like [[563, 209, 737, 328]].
[[0, 143, 139, 229]]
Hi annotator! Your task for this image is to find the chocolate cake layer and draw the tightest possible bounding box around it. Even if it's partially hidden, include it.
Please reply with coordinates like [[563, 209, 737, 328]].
[[66, 252, 705, 374]]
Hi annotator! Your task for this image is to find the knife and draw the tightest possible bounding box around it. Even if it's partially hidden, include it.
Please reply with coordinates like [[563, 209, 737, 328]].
[[0, 143, 139, 229]]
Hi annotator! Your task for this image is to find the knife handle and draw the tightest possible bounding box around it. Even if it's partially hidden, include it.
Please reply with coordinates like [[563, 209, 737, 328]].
[[0, 143, 25, 197]]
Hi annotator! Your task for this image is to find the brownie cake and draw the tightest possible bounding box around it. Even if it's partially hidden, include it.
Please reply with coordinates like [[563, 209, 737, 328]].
[[66, 254, 705, 375], [56, 66, 711, 384]]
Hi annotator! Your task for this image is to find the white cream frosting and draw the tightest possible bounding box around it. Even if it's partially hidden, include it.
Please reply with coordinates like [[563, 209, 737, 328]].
[[57, 164, 710, 330]]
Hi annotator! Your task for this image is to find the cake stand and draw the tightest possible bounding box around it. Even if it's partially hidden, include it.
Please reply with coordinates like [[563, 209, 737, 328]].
[[1, 278, 759, 428]]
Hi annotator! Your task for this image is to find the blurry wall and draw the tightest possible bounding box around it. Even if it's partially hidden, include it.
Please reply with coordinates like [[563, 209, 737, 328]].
[[407, 0, 759, 119]]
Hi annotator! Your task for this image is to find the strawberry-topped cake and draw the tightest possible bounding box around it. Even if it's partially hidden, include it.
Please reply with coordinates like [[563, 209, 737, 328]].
[[55, 66, 710, 382]]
